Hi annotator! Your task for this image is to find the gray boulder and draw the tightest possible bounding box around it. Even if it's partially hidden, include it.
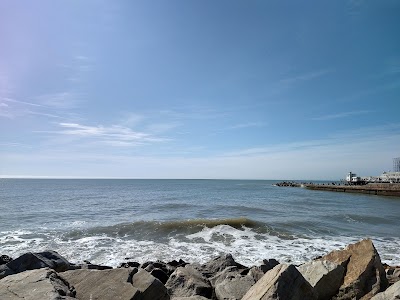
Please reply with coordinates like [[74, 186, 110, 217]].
[[211, 266, 258, 300], [386, 266, 400, 285], [371, 280, 400, 300], [0, 250, 70, 279], [297, 260, 345, 300], [166, 265, 213, 299], [242, 264, 317, 300], [130, 268, 170, 300], [0, 268, 76, 300], [171, 297, 210, 300], [198, 253, 246, 277], [321, 239, 388, 300], [61, 268, 141, 299]]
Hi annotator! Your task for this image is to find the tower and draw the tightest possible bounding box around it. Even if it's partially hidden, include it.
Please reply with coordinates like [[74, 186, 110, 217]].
[[394, 157, 400, 172]]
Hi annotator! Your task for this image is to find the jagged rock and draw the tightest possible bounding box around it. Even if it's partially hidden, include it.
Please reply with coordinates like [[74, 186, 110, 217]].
[[168, 259, 188, 268], [370, 280, 400, 300], [151, 267, 170, 284], [0, 268, 76, 299], [61, 268, 141, 299], [242, 264, 317, 300], [79, 263, 113, 270], [297, 260, 345, 300], [260, 258, 280, 273], [386, 266, 400, 285], [166, 265, 213, 299], [198, 253, 246, 277], [119, 261, 141, 268], [0, 250, 70, 279], [172, 297, 210, 300], [210, 266, 258, 300], [0, 254, 12, 265], [0, 264, 16, 278], [320, 239, 388, 300], [130, 268, 170, 300]]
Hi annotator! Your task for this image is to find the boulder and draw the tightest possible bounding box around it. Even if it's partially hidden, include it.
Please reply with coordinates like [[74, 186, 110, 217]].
[[370, 280, 400, 300], [386, 266, 400, 285], [151, 267, 170, 284], [211, 266, 258, 300], [297, 260, 345, 300], [171, 297, 210, 300], [260, 258, 280, 273], [0, 268, 76, 300], [242, 264, 317, 300], [0, 264, 16, 278], [119, 261, 141, 268], [198, 253, 246, 277], [0, 254, 12, 265], [1, 251, 70, 279], [61, 268, 141, 299], [166, 265, 213, 299], [130, 268, 170, 300], [320, 239, 388, 300]]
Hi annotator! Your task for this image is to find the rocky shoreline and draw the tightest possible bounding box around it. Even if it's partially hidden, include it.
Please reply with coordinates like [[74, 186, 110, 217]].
[[1, 239, 399, 300]]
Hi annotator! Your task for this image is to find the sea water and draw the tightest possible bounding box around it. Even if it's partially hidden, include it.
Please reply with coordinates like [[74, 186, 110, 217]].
[[1, 179, 399, 267]]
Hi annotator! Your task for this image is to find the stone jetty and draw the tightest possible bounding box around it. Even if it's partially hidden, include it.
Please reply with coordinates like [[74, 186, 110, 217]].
[[1, 239, 400, 299]]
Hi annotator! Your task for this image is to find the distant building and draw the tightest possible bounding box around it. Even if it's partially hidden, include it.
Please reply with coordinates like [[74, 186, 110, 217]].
[[346, 172, 361, 184], [380, 172, 400, 183], [394, 157, 400, 172]]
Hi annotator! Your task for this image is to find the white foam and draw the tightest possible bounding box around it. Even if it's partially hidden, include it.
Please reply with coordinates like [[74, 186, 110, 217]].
[[1, 226, 400, 267]]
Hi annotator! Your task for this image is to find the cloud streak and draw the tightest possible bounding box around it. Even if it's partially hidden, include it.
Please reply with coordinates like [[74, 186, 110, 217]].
[[43, 122, 171, 147], [312, 110, 371, 121]]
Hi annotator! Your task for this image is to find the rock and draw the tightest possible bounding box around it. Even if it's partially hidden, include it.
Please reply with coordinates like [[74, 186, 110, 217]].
[[130, 268, 170, 300], [151, 267, 170, 284], [370, 280, 400, 300], [0, 254, 12, 265], [211, 266, 258, 300], [171, 297, 210, 300], [297, 260, 345, 300], [386, 266, 400, 285], [242, 264, 316, 300], [166, 265, 213, 299], [168, 259, 188, 268], [61, 268, 141, 299], [0, 268, 76, 299], [320, 239, 388, 300], [0, 264, 16, 278], [260, 258, 280, 273], [119, 261, 141, 268], [80, 262, 113, 270], [199, 253, 246, 277], [0, 250, 70, 279]]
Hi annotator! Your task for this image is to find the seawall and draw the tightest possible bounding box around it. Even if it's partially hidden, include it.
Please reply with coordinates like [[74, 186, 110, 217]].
[[305, 183, 400, 197]]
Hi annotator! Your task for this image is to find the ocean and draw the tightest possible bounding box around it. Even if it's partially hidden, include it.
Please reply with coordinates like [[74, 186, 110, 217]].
[[1, 179, 399, 267]]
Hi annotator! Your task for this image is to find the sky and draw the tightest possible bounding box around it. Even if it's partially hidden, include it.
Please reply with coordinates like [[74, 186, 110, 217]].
[[0, 0, 400, 180]]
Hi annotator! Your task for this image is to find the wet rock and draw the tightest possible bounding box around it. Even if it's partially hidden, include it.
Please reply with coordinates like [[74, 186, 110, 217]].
[[260, 258, 280, 273], [62, 268, 141, 299], [171, 297, 210, 300], [385, 265, 400, 285], [79, 262, 113, 270], [166, 265, 213, 299], [370, 280, 400, 300], [151, 267, 170, 284], [0, 268, 76, 299], [298, 260, 345, 300], [0, 254, 12, 265], [242, 264, 316, 300], [321, 239, 388, 300], [0, 250, 70, 279], [119, 261, 141, 268]]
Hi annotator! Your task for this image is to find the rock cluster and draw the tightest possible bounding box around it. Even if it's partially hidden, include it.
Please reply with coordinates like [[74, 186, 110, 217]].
[[0, 239, 399, 300]]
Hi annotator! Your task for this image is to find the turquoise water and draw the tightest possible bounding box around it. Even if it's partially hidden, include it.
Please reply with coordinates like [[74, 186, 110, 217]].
[[1, 179, 399, 266]]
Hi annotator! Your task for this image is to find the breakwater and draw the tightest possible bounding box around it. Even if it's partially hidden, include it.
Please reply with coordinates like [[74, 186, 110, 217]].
[[305, 183, 400, 197]]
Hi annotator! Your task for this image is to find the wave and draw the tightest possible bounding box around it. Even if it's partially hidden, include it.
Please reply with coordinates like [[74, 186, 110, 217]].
[[64, 217, 263, 240]]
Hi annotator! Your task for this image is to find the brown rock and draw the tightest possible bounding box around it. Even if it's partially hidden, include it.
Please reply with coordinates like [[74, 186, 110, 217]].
[[130, 268, 170, 300], [242, 264, 316, 300], [321, 239, 388, 300]]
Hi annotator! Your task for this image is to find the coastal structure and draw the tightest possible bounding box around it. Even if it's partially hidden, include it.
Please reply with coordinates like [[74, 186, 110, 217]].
[[394, 157, 400, 172]]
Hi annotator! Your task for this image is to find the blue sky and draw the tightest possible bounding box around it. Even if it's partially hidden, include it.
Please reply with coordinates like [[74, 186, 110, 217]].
[[1, 0, 399, 179]]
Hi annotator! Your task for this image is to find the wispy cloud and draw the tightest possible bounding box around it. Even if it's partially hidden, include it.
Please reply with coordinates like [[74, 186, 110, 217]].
[[227, 122, 266, 130], [1, 97, 43, 107], [312, 110, 371, 121], [34, 92, 79, 109], [40, 122, 171, 147], [278, 69, 333, 86]]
